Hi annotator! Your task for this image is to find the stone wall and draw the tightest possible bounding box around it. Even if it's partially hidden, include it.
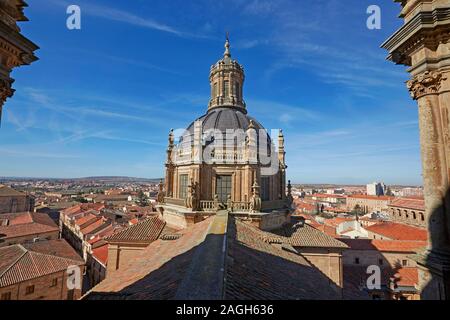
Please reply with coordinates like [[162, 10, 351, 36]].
[[0, 195, 33, 214], [0, 230, 59, 247], [0, 268, 84, 300]]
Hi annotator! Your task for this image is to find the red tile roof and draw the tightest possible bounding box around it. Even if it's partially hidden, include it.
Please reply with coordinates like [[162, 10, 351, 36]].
[[365, 222, 428, 241], [392, 267, 418, 287], [0, 241, 84, 288], [61, 203, 105, 217], [323, 217, 352, 227], [348, 194, 394, 201], [85, 217, 214, 299], [0, 212, 59, 240], [225, 218, 341, 299], [270, 222, 348, 249], [339, 238, 427, 253], [0, 185, 26, 197], [92, 244, 108, 266], [105, 216, 178, 244], [75, 213, 98, 227], [80, 218, 110, 235], [389, 198, 425, 211]]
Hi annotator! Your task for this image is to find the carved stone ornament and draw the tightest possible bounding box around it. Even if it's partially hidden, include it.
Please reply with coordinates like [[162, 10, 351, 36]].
[[407, 71, 445, 100]]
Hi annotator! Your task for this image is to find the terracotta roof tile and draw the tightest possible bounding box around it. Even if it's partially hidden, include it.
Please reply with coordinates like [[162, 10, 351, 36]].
[[365, 222, 427, 241], [84, 217, 213, 300], [392, 267, 418, 287], [270, 222, 348, 248], [0, 185, 26, 197], [0, 241, 84, 288], [224, 218, 341, 299], [0, 212, 59, 240], [389, 198, 425, 211], [92, 244, 108, 266], [105, 216, 173, 243], [348, 194, 394, 201], [339, 238, 427, 252]]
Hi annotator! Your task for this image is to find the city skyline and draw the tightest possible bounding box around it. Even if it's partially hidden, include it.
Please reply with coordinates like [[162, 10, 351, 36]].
[[0, 0, 422, 185]]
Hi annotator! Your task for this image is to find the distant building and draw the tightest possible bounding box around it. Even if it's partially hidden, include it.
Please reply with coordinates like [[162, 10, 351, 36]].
[[346, 195, 393, 214], [388, 197, 426, 228], [366, 182, 387, 196], [365, 222, 428, 241], [0, 240, 84, 300], [341, 238, 426, 300], [105, 215, 180, 273], [0, 185, 34, 214], [84, 38, 350, 301], [0, 212, 59, 247]]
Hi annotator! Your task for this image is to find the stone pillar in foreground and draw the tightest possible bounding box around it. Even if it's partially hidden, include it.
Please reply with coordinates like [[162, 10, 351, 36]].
[[382, 0, 450, 300], [0, 1, 38, 125]]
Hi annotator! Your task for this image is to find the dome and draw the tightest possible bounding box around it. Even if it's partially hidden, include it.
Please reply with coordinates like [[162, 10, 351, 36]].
[[178, 107, 272, 153], [185, 107, 265, 134]]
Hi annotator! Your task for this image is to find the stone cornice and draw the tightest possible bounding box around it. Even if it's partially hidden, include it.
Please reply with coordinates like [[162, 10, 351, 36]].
[[406, 70, 446, 99], [381, 7, 450, 65]]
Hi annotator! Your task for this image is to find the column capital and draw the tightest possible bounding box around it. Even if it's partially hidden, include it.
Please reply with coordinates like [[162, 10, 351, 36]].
[[407, 70, 446, 100]]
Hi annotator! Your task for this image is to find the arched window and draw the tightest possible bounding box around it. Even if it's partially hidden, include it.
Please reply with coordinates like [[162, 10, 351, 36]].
[[412, 211, 417, 220], [420, 212, 425, 222]]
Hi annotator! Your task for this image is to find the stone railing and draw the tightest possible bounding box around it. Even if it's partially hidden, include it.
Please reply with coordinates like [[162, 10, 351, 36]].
[[230, 201, 251, 212], [164, 197, 185, 207], [200, 200, 218, 211]]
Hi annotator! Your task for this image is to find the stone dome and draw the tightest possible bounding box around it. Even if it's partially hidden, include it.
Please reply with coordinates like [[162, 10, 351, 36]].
[[185, 107, 264, 134]]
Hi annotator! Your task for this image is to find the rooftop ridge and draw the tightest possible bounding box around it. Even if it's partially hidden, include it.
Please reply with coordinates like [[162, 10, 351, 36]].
[[0, 245, 27, 279]]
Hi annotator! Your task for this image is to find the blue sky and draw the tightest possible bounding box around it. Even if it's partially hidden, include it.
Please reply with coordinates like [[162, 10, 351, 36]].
[[0, 0, 422, 185]]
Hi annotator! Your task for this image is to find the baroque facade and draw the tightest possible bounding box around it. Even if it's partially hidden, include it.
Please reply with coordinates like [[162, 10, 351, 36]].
[[382, 0, 450, 299], [157, 37, 292, 230], [0, 0, 38, 124]]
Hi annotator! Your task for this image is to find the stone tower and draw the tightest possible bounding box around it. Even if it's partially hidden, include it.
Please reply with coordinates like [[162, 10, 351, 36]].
[[382, 0, 450, 299], [158, 37, 291, 230]]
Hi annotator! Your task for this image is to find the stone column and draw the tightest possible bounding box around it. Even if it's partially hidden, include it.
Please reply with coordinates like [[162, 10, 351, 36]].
[[382, 0, 450, 299], [410, 74, 449, 250]]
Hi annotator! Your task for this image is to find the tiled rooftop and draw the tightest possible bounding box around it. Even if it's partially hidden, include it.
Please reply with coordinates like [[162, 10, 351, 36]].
[[389, 198, 425, 211], [0, 212, 59, 240], [365, 222, 428, 241], [105, 216, 179, 244], [84, 217, 213, 300], [0, 184, 26, 197], [270, 222, 348, 249], [85, 215, 344, 300], [224, 218, 341, 299], [0, 240, 84, 288], [339, 238, 427, 253]]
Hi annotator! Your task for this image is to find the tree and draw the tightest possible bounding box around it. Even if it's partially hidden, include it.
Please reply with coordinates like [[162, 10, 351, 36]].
[[385, 187, 394, 196], [138, 190, 148, 206], [351, 204, 363, 216]]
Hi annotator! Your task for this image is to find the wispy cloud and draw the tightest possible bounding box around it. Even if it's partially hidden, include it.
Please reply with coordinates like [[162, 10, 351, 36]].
[[0, 147, 82, 159], [48, 0, 212, 39]]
